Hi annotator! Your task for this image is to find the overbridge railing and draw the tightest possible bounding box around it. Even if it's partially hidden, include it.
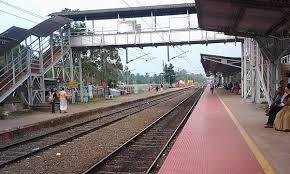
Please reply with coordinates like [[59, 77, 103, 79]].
[[70, 28, 239, 47]]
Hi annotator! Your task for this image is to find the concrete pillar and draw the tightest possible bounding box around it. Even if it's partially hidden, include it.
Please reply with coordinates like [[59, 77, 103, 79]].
[[78, 53, 84, 102]]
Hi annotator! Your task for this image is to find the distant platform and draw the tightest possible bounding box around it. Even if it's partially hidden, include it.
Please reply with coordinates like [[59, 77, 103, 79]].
[[0, 88, 182, 142]]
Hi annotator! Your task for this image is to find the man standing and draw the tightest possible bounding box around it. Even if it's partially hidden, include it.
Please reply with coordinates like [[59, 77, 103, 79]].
[[49, 89, 58, 113], [88, 83, 93, 99], [210, 81, 215, 94], [59, 87, 68, 113]]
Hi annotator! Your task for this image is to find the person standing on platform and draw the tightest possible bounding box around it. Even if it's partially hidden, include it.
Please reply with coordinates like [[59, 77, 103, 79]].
[[156, 85, 159, 92], [48, 89, 58, 113], [88, 83, 93, 99], [59, 87, 68, 113], [210, 81, 215, 94]]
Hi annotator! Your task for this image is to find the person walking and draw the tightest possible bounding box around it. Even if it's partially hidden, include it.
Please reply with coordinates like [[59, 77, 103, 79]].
[[48, 89, 57, 113], [59, 87, 68, 113], [210, 81, 215, 94]]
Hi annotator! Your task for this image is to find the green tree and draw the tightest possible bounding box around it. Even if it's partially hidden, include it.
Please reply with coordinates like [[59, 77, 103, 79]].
[[163, 63, 176, 85], [61, 8, 86, 33], [82, 48, 123, 88], [152, 74, 159, 84]]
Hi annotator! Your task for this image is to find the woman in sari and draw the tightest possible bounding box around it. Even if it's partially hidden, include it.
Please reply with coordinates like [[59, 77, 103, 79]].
[[274, 94, 290, 131]]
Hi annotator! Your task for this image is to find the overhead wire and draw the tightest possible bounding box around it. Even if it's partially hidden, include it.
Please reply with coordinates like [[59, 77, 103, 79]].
[[0, 9, 38, 24], [0, 0, 46, 20], [134, 0, 189, 54], [133, 0, 196, 69]]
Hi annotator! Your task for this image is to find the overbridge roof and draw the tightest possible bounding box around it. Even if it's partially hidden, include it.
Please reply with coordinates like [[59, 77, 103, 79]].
[[50, 3, 196, 21], [201, 54, 241, 76], [30, 16, 71, 37], [0, 26, 31, 54], [196, 0, 290, 38]]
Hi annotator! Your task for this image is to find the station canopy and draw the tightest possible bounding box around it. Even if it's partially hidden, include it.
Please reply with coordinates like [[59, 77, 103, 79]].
[[196, 0, 290, 38], [0, 26, 31, 54], [201, 54, 241, 77], [50, 3, 196, 21]]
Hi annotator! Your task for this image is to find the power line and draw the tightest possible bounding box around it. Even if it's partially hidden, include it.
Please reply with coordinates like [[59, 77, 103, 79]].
[[133, 0, 194, 69], [0, 0, 45, 20], [0, 9, 38, 24]]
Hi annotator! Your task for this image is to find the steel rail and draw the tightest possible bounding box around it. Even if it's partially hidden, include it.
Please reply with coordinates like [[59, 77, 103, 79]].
[[81, 87, 204, 174], [0, 88, 189, 151], [0, 87, 193, 168], [146, 87, 204, 173]]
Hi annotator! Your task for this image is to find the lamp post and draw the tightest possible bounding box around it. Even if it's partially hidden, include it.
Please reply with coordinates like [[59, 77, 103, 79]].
[[159, 73, 164, 85]]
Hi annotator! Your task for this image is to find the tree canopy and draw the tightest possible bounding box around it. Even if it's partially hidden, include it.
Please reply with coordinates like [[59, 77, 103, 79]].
[[82, 48, 123, 88], [163, 63, 176, 85]]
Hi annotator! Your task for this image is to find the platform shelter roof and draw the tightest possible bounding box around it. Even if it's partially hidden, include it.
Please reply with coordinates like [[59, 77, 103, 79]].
[[50, 3, 196, 21], [30, 16, 71, 37], [0, 26, 31, 54], [196, 0, 290, 38], [201, 54, 241, 76]]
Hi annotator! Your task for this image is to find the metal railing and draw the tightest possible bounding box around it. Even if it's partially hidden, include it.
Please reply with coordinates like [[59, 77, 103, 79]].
[[70, 27, 236, 47], [0, 33, 70, 101]]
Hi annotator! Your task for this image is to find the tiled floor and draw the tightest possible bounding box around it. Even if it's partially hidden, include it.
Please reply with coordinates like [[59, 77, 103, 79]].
[[158, 88, 264, 174], [218, 89, 290, 174]]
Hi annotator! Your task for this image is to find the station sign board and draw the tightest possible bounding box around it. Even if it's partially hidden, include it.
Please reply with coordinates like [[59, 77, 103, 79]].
[[68, 81, 78, 89]]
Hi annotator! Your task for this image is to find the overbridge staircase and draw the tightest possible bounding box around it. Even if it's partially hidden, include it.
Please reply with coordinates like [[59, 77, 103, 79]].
[[0, 36, 70, 104]]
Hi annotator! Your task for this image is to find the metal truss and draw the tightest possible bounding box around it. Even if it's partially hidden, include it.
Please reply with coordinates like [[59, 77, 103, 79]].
[[241, 38, 278, 105], [70, 14, 241, 48], [0, 26, 73, 105]]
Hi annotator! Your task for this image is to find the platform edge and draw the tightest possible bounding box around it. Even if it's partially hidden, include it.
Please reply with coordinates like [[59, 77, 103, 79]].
[[217, 94, 276, 174]]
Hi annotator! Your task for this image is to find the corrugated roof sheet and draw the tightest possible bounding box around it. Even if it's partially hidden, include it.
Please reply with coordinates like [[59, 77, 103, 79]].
[[30, 16, 71, 37], [0, 26, 31, 54], [50, 3, 196, 21], [196, 0, 290, 38], [201, 54, 241, 76]]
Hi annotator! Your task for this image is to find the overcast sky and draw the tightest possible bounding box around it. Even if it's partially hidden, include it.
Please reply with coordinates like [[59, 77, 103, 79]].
[[0, 0, 241, 75]]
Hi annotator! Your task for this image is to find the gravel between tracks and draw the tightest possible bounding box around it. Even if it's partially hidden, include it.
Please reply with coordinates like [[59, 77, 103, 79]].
[[0, 89, 186, 148], [0, 89, 194, 174]]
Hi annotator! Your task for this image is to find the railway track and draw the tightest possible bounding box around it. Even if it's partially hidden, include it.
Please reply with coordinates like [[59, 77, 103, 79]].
[[82, 88, 204, 174], [0, 87, 195, 168]]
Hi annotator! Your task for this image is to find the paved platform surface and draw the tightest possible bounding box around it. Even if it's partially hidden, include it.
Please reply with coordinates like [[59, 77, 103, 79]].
[[0, 88, 180, 134], [158, 88, 266, 174], [218, 89, 290, 174]]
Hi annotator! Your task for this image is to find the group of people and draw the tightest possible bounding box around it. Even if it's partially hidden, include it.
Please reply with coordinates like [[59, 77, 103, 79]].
[[48, 88, 69, 114], [148, 84, 163, 92], [265, 80, 290, 131], [224, 82, 240, 95]]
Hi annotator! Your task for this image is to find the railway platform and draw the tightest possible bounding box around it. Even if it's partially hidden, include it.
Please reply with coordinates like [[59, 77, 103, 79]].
[[0, 87, 181, 142], [159, 87, 290, 174]]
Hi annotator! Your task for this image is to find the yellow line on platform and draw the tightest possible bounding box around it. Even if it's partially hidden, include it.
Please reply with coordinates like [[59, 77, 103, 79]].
[[217, 94, 276, 174]]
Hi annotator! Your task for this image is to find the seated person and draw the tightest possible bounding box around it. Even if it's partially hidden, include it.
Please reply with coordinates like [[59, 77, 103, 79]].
[[228, 82, 233, 91], [265, 87, 284, 128], [232, 83, 241, 95], [223, 83, 228, 90], [274, 93, 290, 131]]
